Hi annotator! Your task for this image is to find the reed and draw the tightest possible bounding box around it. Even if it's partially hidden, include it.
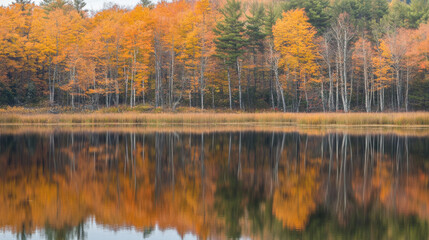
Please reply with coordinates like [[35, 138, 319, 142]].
[[0, 112, 429, 126], [2, 125, 429, 137]]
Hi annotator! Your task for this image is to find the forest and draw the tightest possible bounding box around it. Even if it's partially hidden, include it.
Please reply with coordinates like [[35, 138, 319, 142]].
[[0, 0, 428, 112]]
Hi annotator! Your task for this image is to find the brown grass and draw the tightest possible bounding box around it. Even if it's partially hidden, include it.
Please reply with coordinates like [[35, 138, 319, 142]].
[[1, 125, 429, 137], [0, 112, 428, 126]]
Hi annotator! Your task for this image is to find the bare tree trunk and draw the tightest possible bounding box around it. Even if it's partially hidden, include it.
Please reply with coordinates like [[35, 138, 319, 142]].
[[105, 68, 109, 108], [125, 66, 128, 105], [343, 31, 349, 112], [169, 45, 175, 108], [321, 74, 325, 112], [361, 37, 371, 112], [70, 65, 75, 108], [328, 62, 333, 111], [380, 86, 384, 112], [274, 61, 286, 112], [154, 45, 162, 108], [200, 54, 206, 110], [237, 58, 243, 110], [304, 73, 309, 112], [322, 35, 333, 112], [405, 65, 409, 112], [115, 42, 120, 106], [227, 66, 232, 110], [212, 87, 215, 109], [396, 68, 401, 110], [270, 69, 275, 109]]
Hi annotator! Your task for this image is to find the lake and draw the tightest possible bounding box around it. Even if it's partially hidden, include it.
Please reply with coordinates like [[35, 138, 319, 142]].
[[0, 126, 428, 239]]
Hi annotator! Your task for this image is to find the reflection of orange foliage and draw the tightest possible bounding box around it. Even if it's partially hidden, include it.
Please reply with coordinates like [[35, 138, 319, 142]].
[[0, 141, 215, 239], [273, 165, 320, 230], [394, 171, 429, 220], [1, 131, 429, 239], [371, 161, 394, 202], [353, 159, 429, 221]]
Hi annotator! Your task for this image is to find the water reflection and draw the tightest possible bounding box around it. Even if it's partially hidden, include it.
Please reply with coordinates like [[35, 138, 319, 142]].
[[0, 129, 428, 239]]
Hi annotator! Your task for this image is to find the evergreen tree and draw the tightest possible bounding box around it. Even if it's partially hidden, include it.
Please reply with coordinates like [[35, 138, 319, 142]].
[[214, 0, 247, 110], [40, 0, 70, 11], [13, 0, 32, 11], [14, 0, 32, 4], [246, 2, 266, 108], [246, 3, 266, 54], [408, 0, 429, 28], [140, 0, 153, 9], [264, 3, 281, 39], [384, 0, 411, 28], [72, 0, 86, 16], [283, 0, 331, 33], [332, 0, 388, 31]]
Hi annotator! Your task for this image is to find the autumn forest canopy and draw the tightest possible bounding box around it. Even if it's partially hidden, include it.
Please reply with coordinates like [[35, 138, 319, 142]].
[[1, 0, 429, 112]]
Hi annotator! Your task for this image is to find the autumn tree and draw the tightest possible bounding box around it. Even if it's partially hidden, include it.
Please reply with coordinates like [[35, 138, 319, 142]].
[[273, 9, 320, 112], [122, 6, 154, 107], [372, 39, 393, 112], [195, 0, 215, 109]]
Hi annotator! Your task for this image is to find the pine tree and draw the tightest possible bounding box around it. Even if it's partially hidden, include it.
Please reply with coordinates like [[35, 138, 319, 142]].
[[140, 0, 153, 9], [13, 0, 32, 11], [246, 2, 266, 108], [72, 0, 86, 16], [214, 0, 247, 110], [40, 0, 70, 11], [283, 0, 331, 33], [14, 0, 32, 4], [246, 3, 266, 54], [264, 3, 281, 110]]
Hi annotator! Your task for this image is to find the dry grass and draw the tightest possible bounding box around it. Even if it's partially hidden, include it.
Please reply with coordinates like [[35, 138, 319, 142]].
[[2, 125, 429, 137], [0, 112, 428, 126]]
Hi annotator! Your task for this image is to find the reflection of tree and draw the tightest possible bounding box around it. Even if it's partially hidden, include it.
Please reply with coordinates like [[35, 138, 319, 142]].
[[0, 131, 428, 239], [214, 174, 244, 239], [273, 165, 320, 230], [44, 221, 86, 240]]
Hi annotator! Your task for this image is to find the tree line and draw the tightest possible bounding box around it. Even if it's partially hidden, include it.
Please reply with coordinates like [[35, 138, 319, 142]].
[[0, 0, 428, 111]]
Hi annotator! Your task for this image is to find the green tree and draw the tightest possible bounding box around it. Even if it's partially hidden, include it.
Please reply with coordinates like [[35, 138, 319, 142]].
[[214, 0, 247, 110], [264, 3, 281, 39], [140, 0, 153, 9], [408, 0, 429, 28], [14, 0, 32, 4], [246, 3, 266, 54], [246, 2, 266, 108], [72, 0, 86, 16], [40, 0, 71, 11], [385, 0, 411, 28], [283, 0, 331, 33], [332, 0, 388, 31]]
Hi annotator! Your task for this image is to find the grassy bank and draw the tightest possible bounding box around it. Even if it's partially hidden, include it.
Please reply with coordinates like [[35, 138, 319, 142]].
[[0, 112, 429, 126]]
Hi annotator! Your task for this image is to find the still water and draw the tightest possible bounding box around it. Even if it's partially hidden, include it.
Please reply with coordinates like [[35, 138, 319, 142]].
[[0, 127, 428, 240]]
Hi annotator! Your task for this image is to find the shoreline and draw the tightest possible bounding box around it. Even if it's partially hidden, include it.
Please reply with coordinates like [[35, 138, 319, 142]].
[[2, 124, 429, 137], [0, 112, 429, 127]]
